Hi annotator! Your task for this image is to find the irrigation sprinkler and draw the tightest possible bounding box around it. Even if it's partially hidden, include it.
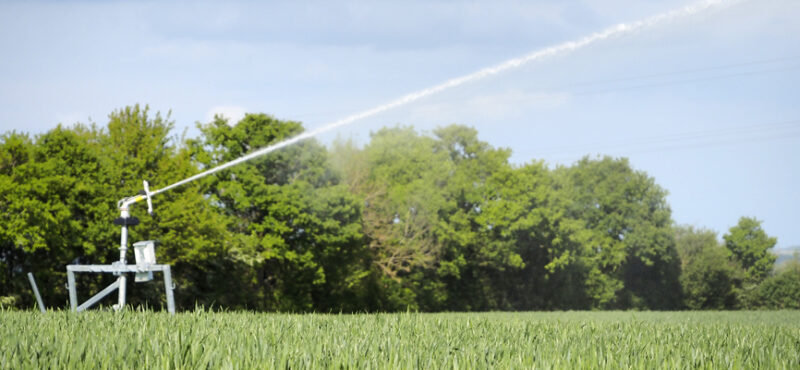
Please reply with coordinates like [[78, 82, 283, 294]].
[[66, 180, 175, 314], [60, 0, 736, 315]]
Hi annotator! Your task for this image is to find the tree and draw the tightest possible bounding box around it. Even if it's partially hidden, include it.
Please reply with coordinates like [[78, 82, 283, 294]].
[[334, 125, 528, 311], [334, 125, 610, 311], [0, 105, 236, 310], [556, 156, 682, 309], [674, 225, 719, 269], [0, 131, 36, 306], [723, 217, 777, 284], [195, 113, 370, 311], [332, 127, 454, 310], [9, 108, 768, 313], [479, 162, 595, 310], [750, 260, 800, 309], [675, 225, 742, 309], [0, 126, 107, 308], [424, 125, 518, 311]]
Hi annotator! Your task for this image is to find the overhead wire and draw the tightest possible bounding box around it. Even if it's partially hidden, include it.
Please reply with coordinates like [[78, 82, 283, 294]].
[[542, 55, 800, 90], [154, 0, 740, 196], [541, 119, 800, 161], [572, 65, 800, 96], [537, 119, 800, 155], [274, 55, 800, 123]]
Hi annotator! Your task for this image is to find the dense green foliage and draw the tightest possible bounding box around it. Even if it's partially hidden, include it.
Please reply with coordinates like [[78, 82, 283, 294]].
[[1, 105, 797, 311], [2, 310, 799, 368], [748, 261, 800, 309], [1, 106, 230, 309], [675, 226, 743, 309], [724, 216, 778, 284]]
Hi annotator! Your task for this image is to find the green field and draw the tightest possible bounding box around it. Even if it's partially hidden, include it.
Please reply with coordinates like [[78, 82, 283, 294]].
[[2, 310, 799, 369]]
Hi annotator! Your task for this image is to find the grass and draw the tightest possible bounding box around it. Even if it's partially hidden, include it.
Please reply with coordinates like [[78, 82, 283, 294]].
[[1, 310, 799, 369]]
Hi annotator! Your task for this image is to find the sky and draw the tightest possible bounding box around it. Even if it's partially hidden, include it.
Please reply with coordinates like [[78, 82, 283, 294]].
[[1, 0, 798, 248]]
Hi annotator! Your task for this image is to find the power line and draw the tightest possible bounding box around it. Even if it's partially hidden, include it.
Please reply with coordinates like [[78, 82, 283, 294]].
[[537, 119, 800, 154], [402, 60, 800, 119], [541, 119, 800, 161], [274, 55, 800, 123], [542, 55, 800, 90], [572, 65, 800, 96]]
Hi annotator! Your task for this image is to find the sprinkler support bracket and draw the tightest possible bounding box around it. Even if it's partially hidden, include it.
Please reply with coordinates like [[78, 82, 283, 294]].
[[66, 180, 175, 314], [66, 264, 175, 313]]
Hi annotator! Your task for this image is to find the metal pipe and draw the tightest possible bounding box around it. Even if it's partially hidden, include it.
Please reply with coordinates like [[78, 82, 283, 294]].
[[77, 279, 121, 312], [117, 206, 129, 311], [26, 272, 45, 313], [116, 276, 126, 311], [67, 270, 77, 312], [119, 208, 129, 264], [163, 265, 175, 314]]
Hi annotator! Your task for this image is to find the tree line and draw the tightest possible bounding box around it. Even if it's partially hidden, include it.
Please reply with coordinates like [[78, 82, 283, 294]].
[[1, 105, 798, 311]]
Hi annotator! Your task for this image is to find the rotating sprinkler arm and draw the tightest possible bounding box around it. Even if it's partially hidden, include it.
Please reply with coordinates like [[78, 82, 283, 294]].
[[118, 180, 155, 213], [143, 180, 153, 215]]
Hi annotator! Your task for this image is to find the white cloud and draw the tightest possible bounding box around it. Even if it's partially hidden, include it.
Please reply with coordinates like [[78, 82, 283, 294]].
[[205, 105, 248, 125]]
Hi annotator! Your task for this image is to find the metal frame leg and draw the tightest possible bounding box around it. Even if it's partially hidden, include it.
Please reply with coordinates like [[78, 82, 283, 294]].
[[116, 275, 127, 311], [163, 265, 175, 314], [67, 270, 77, 312], [27, 273, 46, 313]]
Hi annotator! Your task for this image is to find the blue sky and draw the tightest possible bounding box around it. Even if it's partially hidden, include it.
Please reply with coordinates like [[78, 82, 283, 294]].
[[1, 0, 798, 247]]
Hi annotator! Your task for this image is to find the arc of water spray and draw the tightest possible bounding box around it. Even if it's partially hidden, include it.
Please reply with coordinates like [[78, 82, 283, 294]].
[[152, 0, 737, 196]]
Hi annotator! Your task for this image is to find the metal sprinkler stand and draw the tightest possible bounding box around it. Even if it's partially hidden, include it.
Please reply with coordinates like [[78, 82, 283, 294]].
[[66, 181, 175, 314]]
